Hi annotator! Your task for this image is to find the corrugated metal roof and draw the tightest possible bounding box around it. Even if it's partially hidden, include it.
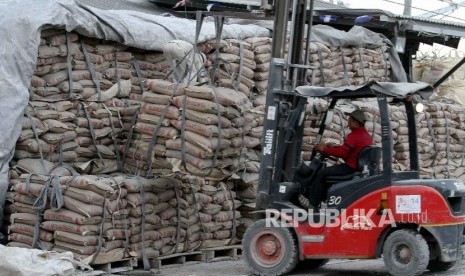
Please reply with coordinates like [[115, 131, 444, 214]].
[[314, 0, 345, 9], [75, 0, 346, 15], [74, 0, 465, 36], [393, 14, 465, 29], [75, 0, 170, 15]]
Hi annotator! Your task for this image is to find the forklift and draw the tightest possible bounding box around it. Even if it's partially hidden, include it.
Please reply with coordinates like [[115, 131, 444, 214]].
[[243, 1, 465, 275]]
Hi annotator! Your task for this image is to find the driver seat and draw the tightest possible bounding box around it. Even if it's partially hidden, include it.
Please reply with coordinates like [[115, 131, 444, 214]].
[[326, 146, 382, 185]]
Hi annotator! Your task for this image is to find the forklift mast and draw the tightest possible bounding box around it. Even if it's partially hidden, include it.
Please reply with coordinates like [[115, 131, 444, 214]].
[[257, 0, 316, 210]]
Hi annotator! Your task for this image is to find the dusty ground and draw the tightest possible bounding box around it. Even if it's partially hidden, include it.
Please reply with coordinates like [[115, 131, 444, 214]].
[[156, 258, 465, 276]]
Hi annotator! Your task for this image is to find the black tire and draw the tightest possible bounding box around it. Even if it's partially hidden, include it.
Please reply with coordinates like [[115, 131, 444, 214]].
[[243, 219, 299, 276], [382, 229, 429, 276], [427, 260, 456, 272], [297, 259, 329, 270]]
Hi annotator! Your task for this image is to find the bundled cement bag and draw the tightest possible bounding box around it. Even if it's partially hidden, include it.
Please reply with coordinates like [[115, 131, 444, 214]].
[[15, 29, 175, 175], [32, 30, 172, 102], [6, 173, 131, 264], [304, 45, 391, 87], [202, 38, 256, 97], [245, 37, 272, 95]]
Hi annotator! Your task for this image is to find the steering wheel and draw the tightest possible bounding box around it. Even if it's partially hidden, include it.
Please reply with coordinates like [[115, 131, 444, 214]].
[[308, 151, 326, 172], [323, 152, 339, 162], [308, 148, 339, 171]]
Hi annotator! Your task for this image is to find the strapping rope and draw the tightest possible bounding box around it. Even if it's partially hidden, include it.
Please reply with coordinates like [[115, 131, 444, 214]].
[[65, 32, 74, 99], [121, 106, 140, 168], [220, 183, 237, 245], [31, 176, 51, 250], [317, 46, 325, 87], [135, 177, 150, 270], [379, 47, 389, 81], [145, 75, 180, 178], [186, 180, 204, 251], [103, 104, 122, 171], [461, 109, 465, 167], [173, 184, 181, 252], [114, 50, 122, 98], [25, 110, 47, 174], [80, 102, 104, 163], [340, 52, 350, 85], [444, 110, 451, 178], [425, 107, 438, 178], [50, 175, 64, 211], [89, 198, 107, 265], [28, 86, 33, 101], [233, 41, 244, 93], [132, 58, 146, 94], [165, 183, 182, 256], [80, 38, 102, 101], [358, 47, 367, 83]]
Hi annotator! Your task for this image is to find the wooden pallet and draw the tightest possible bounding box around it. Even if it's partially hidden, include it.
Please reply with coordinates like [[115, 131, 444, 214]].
[[149, 251, 205, 269], [202, 245, 242, 262], [90, 257, 137, 274]]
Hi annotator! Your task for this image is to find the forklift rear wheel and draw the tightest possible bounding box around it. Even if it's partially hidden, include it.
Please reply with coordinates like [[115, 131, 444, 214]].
[[243, 219, 298, 276], [382, 229, 429, 276], [427, 260, 456, 272]]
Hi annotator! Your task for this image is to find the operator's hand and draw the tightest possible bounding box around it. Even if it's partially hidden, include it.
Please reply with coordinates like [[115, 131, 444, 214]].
[[315, 143, 326, 153]]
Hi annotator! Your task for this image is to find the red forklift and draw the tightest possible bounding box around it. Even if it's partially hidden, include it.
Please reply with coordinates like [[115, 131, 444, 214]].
[[243, 1, 465, 276]]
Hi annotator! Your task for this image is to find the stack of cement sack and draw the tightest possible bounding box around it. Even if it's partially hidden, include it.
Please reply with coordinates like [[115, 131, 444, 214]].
[[392, 101, 465, 180], [21, 28, 176, 174], [301, 97, 465, 180], [177, 178, 241, 249], [14, 99, 139, 175], [6, 172, 130, 264], [202, 38, 256, 97], [200, 38, 270, 237], [303, 98, 404, 163], [5, 170, 242, 261], [8, 28, 262, 263], [247, 37, 272, 94], [412, 46, 465, 106], [112, 175, 176, 260], [120, 79, 181, 176], [306, 44, 391, 87], [123, 79, 252, 179], [33, 30, 170, 102], [121, 79, 246, 244]]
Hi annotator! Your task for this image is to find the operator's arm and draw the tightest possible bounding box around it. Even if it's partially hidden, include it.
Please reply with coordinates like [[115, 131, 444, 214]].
[[321, 132, 356, 158]]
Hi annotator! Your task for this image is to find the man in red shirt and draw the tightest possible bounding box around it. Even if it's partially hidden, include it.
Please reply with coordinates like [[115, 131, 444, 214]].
[[300, 110, 372, 210]]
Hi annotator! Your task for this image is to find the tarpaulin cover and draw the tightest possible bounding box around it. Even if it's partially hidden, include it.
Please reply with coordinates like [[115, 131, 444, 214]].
[[309, 25, 407, 84], [0, 0, 270, 224], [296, 81, 433, 99], [226, 21, 408, 83]]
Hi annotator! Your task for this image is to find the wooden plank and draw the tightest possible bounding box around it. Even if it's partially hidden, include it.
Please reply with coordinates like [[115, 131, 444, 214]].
[[91, 258, 136, 273], [149, 251, 204, 269], [74, 271, 106, 276], [203, 245, 242, 262]]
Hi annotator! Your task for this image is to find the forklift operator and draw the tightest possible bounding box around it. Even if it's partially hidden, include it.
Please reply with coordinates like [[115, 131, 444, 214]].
[[302, 110, 373, 210]]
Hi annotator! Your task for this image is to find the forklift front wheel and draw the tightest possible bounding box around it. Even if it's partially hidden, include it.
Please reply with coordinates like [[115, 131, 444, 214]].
[[243, 219, 298, 276], [382, 229, 429, 276]]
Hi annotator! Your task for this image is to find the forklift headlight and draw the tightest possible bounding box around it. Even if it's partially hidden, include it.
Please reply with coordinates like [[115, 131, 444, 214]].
[[454, 180, 465, 191], [415, 103, 424, 113]]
